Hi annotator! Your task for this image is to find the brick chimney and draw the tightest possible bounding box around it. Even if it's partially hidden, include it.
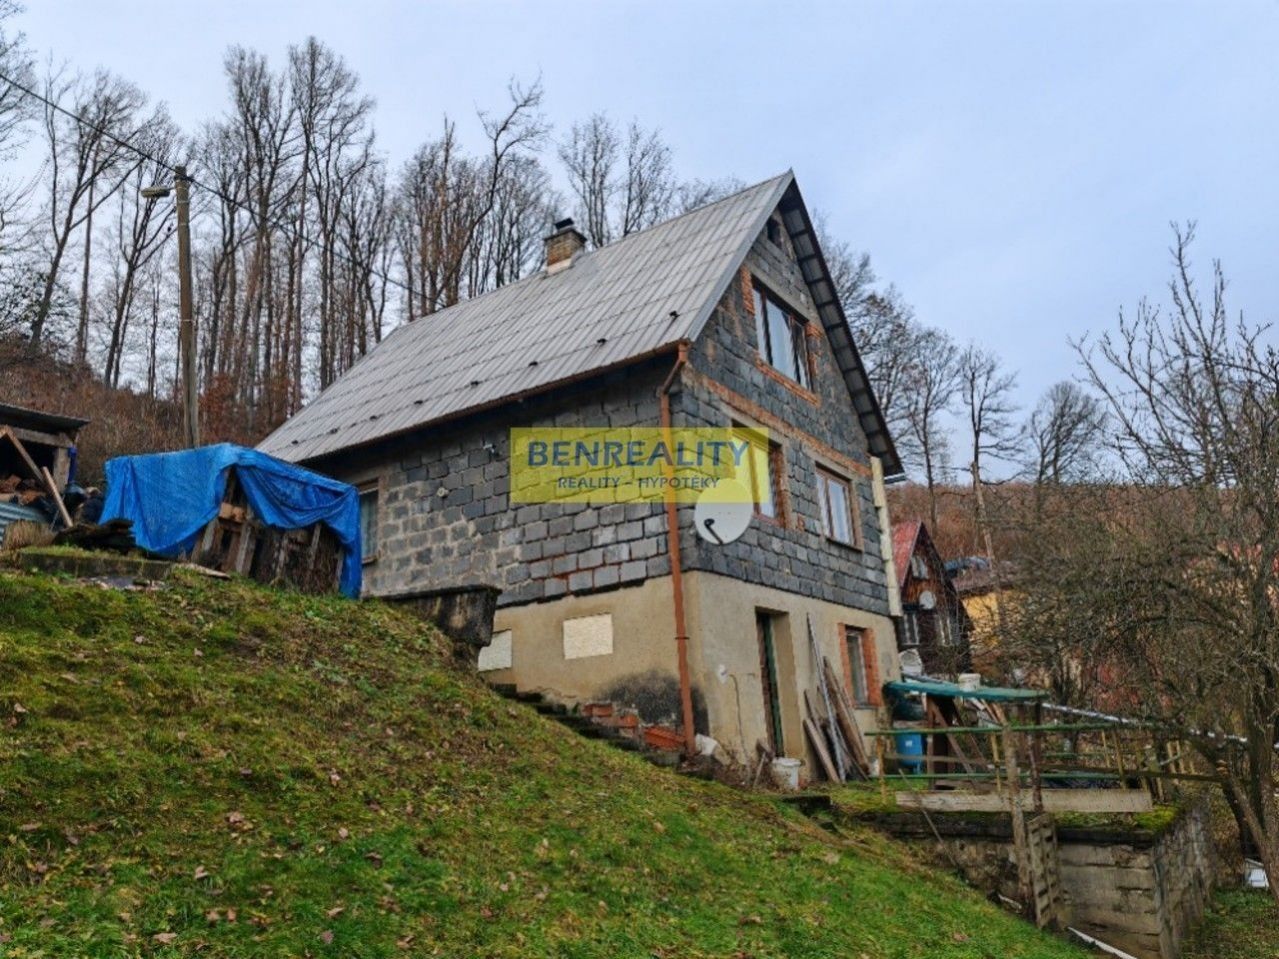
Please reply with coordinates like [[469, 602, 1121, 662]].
[[544, 217, 586, 274]]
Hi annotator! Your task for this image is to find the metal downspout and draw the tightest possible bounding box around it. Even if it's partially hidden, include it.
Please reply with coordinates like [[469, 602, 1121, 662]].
[[658, 342, 696, 756]]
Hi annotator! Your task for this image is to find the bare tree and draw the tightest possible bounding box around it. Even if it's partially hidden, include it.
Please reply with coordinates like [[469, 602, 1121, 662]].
[[558, 113, 690, 245], [673, 176, 743, 214], [100, 117, 181, 385], [558, 113, 617, 247], [903, 326, 961, 532], [1025, 380, 1108, 485], [0, 1, 35, 245], [816, 218, 924, 466], [1077, 224, 1279, 896], [30, 66, 149, 349], [620, 121, 674, 236], [959, 344, 1019, 628]]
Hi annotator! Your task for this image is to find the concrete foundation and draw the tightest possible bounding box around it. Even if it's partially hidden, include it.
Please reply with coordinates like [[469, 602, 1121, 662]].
[[863, 804, 1214, 959], [484, 569, 898, 775]]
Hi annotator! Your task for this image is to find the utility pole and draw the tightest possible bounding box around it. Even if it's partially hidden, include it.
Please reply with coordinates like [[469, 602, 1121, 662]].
[[174, 166, 198, 448], [143, 165, 199, 448]]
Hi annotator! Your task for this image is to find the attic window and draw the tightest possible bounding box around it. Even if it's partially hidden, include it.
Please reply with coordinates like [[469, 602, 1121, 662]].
[[766, 217, 783, 246], [751, 280, 811, 389]]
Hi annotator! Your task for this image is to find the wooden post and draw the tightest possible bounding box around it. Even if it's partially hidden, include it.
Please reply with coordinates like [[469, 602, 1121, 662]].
[[41, 466, 73, 528], [1004, 724, 1033, 913], [1030, 703, 1044, 813]]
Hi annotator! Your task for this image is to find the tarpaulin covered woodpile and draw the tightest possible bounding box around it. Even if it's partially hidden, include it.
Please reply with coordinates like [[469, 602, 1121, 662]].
[[101, 444, 362, 597]]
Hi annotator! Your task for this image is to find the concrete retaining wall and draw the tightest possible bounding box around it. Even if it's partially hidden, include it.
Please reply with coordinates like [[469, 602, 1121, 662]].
[[868, 803, 1213, 959]]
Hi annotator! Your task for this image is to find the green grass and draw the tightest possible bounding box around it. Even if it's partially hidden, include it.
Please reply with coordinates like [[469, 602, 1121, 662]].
[[1184, 889, 1279, 958], [0, 567, 1085, 957]]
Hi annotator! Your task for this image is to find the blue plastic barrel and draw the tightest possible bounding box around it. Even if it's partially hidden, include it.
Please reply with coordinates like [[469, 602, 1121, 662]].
[[895, 731, 925, 772]]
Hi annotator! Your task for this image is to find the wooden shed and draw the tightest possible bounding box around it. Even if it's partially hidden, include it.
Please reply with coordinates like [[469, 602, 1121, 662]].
[[0, 401, 88, 491]]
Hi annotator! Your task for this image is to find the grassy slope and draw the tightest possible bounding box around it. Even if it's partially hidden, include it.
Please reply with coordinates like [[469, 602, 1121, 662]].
[[1184, 890, 1279, 959], [0, 567, 1083, 958]]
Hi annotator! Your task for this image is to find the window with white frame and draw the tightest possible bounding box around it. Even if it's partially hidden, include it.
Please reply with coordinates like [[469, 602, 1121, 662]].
[[817, 467, 856, 546], [751, 280, 811, 389]]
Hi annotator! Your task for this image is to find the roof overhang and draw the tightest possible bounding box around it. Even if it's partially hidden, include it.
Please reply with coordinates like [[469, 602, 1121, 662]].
[[0, 401, 89, 438]]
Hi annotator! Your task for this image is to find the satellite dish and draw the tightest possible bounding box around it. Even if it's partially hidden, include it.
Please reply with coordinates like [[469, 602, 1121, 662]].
[[918, 589, 937, 611], [693, 482, 752, 545]]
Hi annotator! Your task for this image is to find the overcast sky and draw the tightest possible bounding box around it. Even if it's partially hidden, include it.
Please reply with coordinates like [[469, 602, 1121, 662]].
[[17, 1, 1279, 442]]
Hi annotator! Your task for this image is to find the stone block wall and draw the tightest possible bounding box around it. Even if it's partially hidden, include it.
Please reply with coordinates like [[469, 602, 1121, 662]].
[[319, 216, 891, 623], [327, 360, 672, 607], [677, 222, 891, 617]]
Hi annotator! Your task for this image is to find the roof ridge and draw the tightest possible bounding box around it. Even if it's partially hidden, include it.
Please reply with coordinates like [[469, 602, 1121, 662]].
[[581, 170, 791, 253], [363, 172, 791, 350]]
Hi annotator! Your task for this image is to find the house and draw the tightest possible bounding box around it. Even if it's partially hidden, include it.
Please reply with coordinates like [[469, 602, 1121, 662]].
[[891, 520, 971, 676], [951, 559, 1017, 674], [259, 172, 906, 774]]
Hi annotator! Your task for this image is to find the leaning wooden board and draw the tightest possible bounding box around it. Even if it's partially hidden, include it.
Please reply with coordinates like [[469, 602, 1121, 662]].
[[823, 656, 870, 775], [803, 717, 839, 781]]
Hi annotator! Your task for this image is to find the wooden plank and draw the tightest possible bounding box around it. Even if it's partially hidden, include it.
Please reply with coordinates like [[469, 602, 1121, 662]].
[[803, 690, 844, 782], [804, 717, 839, 782], [0, 427, 44, 482], [40, 466, 73, 527], [823, 656, 869, 775], [895, 788, 1154, 815]]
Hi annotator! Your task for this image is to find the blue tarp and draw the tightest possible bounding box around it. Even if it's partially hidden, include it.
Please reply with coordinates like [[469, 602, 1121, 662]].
[[102, 444, 361, 597]]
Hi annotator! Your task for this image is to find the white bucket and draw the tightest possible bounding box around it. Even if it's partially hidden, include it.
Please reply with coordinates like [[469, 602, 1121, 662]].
[[958, 672, 982, 692], [771, 757, 802, 791]]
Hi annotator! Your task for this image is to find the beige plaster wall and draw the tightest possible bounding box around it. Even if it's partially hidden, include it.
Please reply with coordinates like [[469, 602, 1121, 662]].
[[485, 568, 899, 784], [487, 577, 680, 709], [683, 570, 898, 775]]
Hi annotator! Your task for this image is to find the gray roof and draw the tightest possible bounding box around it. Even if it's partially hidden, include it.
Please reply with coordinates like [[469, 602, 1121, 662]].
[[0, 402, 88, 437], [260, 172, 901, 476]]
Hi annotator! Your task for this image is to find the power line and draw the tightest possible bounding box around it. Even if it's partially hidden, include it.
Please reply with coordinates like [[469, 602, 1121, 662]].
[[0, 67, 416, 298]]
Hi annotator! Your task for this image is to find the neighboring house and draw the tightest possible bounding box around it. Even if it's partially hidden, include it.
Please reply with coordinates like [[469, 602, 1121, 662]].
[[259, 172, 905, 774], [951, 559, 1015, 673], [891, 521, 971, 676]]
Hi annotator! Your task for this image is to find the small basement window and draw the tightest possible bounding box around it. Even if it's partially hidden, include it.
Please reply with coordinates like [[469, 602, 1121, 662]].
[[751, 280, 811, 389], [817, 467, 857, 547], [358, 486, 379, 562], [845, 626, 877, 706]]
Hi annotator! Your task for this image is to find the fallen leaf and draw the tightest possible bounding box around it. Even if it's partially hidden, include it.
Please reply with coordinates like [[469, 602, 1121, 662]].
[[365, 851, 383, 867], [326, 906, 345, 919], [18, 822, 40, 832], [226, 908, 237, 923], [152, 932, 177, 944], [226, 811, 245, 826], [194, 865, 209, 880], [12, 702, 27, 714], [205, 910, 221, 924], [822, 851, 840, 865], [337, 827, 349, 841], [952, 932, 970, 943]]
